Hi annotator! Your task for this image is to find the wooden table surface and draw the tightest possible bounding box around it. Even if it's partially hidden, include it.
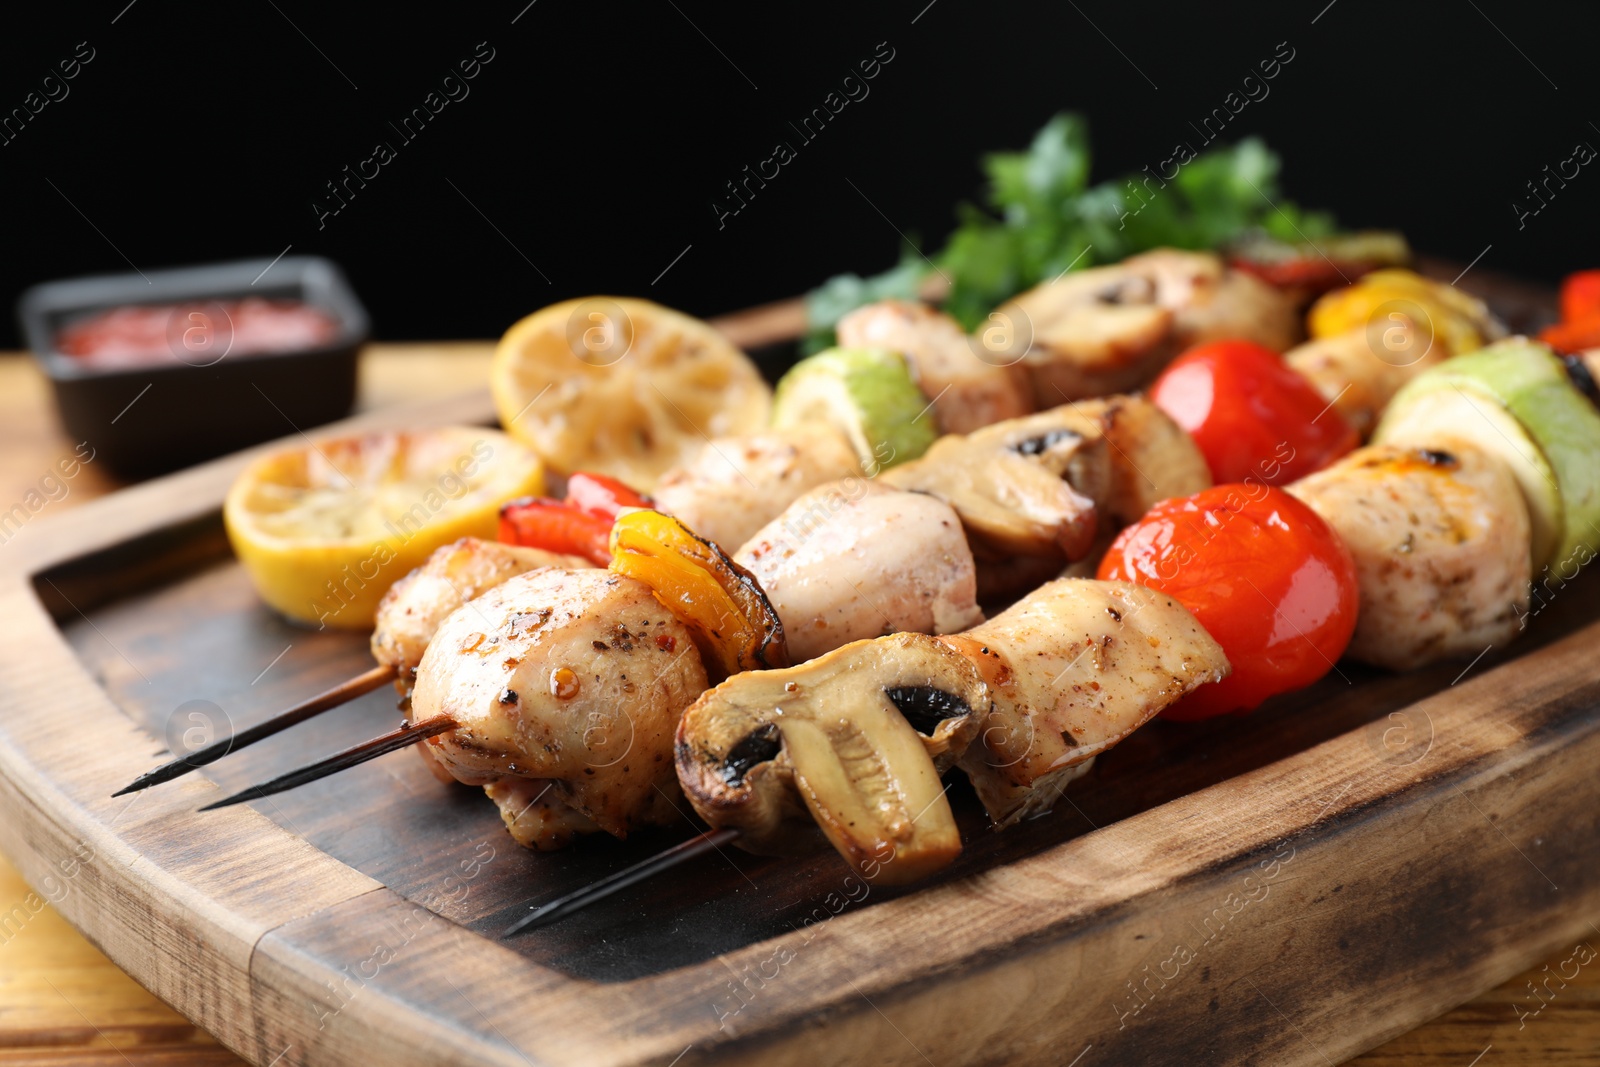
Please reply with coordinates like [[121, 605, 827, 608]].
[[1, 345, 1595, 1066]]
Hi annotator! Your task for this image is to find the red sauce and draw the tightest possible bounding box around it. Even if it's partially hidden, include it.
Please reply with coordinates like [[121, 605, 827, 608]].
[[57, 298, 339, 369]]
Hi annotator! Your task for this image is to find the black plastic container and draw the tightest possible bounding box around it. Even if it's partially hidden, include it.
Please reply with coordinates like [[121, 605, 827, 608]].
[[18, 256, 368, 477]]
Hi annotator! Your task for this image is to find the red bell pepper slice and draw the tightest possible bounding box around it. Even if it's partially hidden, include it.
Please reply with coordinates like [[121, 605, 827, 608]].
[[564, 472, 651, 520], [498, 498, 614, 565]]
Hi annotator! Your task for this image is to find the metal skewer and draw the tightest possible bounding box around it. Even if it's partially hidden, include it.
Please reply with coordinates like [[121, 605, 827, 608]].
[[502, 827, 741, 937], [113, 663, 398, 797], [197, 713, 454, 811]]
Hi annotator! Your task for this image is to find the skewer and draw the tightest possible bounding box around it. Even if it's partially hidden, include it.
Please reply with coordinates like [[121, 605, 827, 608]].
[[197, 713, 455, 812], [502, 827, 741, 937], [112, 663, 398, 797]]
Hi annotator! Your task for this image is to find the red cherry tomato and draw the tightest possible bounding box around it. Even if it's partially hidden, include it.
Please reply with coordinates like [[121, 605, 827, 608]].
[[1097, 484, 1359, 720], [1149, 340, 1357, 486], [564, 471, 650, 519], [498, 498, 613, 565], [1559, 270, 1600, 324]]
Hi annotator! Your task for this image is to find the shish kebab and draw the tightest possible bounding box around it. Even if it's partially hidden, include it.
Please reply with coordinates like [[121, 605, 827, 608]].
[[109, 254, 1587, 921], [194, 387, 1214, 836], [119, 244, 1286, 795], [499, 333, 1583, 930], [155, 332, 1568, 930]]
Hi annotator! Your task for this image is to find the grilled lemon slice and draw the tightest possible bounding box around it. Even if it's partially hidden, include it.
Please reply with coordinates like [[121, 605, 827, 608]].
[[491, 297, 771, 491], [225, 427, 544, 629]]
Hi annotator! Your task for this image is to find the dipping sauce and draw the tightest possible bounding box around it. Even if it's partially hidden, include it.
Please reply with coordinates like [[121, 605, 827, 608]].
[[56, 298, 339, 369]]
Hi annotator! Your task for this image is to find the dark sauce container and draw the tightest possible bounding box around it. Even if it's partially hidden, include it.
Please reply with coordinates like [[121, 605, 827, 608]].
[[18, 256, 368, 477]]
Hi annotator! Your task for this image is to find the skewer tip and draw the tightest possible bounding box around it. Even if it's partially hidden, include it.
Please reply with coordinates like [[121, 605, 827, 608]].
[[501, 827, 740, 937], [194, 713, 455, 814], [196, 793, 250, 813], [111, 663, 399, 798], [502, 904, 561, 938]]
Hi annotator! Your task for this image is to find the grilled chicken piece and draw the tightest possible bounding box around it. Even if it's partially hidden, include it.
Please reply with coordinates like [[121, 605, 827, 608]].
[[735, 482, 984, 662], [997, 248, 1299, 405], [941, 580, 1229, 827], [835, 300, 1034, 433], [651, 425, 861, 552], [485, 777, 603, 851], [1284, 323, 1447, 439], [370, 538, 592, 682], [1288, 443, 1531, 671], [410, 568, 707, 846]]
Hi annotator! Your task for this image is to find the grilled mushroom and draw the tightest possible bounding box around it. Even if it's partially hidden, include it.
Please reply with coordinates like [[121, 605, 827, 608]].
[[676, 632, 990, 883], [996, 248, 1299, 405], [882, 407, 1111, 562], [940, 580, 1229, 827]]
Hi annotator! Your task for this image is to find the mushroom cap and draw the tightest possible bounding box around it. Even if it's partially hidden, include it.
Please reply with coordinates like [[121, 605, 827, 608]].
[[675, 631, 990, 883], [996, 248, 1299, 406], [883, 407, 1111, 561]]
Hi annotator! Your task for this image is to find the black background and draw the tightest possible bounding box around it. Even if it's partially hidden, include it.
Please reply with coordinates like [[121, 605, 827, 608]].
[[2, 0, 1595, 350]]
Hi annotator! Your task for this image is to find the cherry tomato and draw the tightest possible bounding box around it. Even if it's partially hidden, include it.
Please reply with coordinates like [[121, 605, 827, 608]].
[[1097, 484, 1359, 720], [564, 471, 650, 519], [498, 498, 613, 565], [1559, 270, 1600, 324], [1149, 340, 1357, 486]]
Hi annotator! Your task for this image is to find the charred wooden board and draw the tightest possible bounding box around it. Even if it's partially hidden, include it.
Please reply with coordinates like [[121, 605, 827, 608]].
[[1, 277, 1596, 1067]]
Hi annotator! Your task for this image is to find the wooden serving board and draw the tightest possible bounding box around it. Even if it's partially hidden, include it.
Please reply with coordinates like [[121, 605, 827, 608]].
[[2, 271, 1596, 1067]]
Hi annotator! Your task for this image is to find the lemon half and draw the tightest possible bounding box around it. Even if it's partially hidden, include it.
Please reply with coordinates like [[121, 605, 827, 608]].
[[491, 297, 770, 491], [225, 427, 544, 629]]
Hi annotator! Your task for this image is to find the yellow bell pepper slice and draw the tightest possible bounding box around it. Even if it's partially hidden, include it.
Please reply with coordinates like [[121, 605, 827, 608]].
[[1309, 269, 1492, 357], [609, 509, 789, 679]]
